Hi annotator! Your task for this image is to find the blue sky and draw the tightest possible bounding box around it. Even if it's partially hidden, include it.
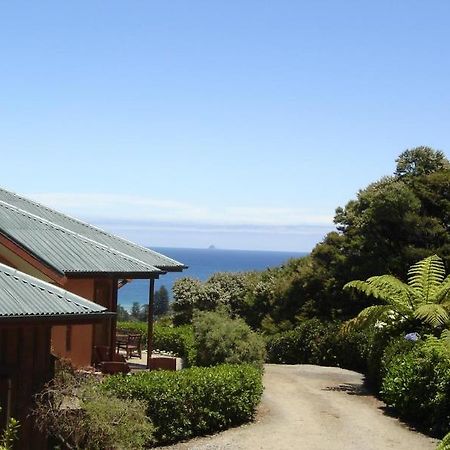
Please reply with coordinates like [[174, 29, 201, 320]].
[[1, 1, 449, 251]]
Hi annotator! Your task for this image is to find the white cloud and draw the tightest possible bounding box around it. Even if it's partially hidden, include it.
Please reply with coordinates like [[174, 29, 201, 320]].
[[27, 192, 334, 228]]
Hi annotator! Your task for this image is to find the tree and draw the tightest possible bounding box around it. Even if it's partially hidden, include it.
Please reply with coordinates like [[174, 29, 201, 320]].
[[117, 305, 130, 322], [154, 286, 169, 318], [344, 255, 450, 329], [395, 146, 449, 178], [130, 302, 142, 321]]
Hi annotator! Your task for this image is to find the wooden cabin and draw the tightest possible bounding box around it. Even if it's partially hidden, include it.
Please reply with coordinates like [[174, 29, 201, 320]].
[[0, 263, 112, 449], [0, 187, 186, 367]]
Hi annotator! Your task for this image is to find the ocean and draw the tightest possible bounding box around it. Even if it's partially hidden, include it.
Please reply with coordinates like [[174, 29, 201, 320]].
[[118, 247, 307, 308]]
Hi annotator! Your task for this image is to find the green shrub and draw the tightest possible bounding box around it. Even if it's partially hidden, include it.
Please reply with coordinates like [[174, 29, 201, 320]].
[[117, 322, 196, 366], [0, 410, 18, 450], [379, 337, 416, 381], [153, 325, 196, 367], [193, 310, 266, 367], [265, 319, 368, 371], [34, 366, 153, 449], [265, 328, 304, 364], [381, 338, 450, 436], [322, 327, 370, 372], [103, 364, 263, 445], [117, 321, 148, 345]]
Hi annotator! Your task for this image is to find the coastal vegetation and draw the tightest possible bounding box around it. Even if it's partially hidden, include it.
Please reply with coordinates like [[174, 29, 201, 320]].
[[162, 146, 450, 446], [42, 146, 448, 448]]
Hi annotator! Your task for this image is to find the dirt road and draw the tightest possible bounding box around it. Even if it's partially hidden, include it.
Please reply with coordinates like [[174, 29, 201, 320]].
[[163, 364, 437, 450]]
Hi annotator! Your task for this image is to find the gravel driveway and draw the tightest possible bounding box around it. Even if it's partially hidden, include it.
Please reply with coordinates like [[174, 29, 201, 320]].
[[162, 364, 438, 450]]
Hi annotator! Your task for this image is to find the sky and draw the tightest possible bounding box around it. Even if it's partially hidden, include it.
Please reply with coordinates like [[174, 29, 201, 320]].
[[1, 1, 449, 251]]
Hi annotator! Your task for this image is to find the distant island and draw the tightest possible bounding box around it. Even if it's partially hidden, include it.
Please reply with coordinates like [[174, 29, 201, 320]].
[[208, 245, 216, 250]]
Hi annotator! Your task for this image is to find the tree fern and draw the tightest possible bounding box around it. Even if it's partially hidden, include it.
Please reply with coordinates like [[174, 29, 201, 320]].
[[342, 305, 393, 332], [344, 255, 450, 330], [408, 255, 446, 303], [436, 432, 450, 450], [415, 304, 449, 328], [435, 276, 450, 304]]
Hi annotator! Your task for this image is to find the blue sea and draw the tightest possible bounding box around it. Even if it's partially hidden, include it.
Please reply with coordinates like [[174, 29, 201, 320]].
[[118, 247, 307, 309]]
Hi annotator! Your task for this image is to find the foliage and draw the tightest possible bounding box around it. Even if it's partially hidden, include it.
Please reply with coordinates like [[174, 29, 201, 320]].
[[117, 321, 196, 366], [172, 273, 258, 326], [169, 148, 449, 331], [124, 286, 171, 322], [381, 336, 450, 436], [130, 301, 142, 321], [0, 410, 19, 450], [265, 319, 368, 372], [153, 324, 196, 367], [33, 365, 153, 449], [193, 310, 266, 367], [103, 364, 263, 445], [344, 255, 450, 330], [437, 431, 450, 450], [395, 146, 449, 178], [154, 285, 170, 317], [117, 321, 148, 345], [117, 304, 130, 321]]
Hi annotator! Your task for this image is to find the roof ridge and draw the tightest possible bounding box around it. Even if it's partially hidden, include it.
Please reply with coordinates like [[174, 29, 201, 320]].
[[0, 201, 161, 273], [0, 188, 182, 267]]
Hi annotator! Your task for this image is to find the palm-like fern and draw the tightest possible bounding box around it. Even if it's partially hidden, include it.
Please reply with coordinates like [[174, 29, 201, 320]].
[[344, 255, 450, 329], [437, 432, 450, 450]]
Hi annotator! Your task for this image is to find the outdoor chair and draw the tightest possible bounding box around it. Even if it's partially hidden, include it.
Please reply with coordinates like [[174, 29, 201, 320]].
[[116, 334, 142, 359]]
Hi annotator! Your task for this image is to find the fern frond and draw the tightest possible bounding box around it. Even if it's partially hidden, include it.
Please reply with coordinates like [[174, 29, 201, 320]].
[[414, 303, 449, 328], [345, 276, 414, 314], [342, 305, 393, 332], [408, 255, 445, 302], [435, 275, 450, 304], [441, 329, 450, 344], [436, 430, 450, 450]]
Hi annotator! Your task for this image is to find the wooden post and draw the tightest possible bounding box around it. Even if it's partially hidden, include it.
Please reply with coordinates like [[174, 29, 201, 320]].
[[146, 278, 155, 369], [110, 278, 118, 360]]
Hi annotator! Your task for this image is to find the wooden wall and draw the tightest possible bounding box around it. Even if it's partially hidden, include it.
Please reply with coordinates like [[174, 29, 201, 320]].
[[51, 278, 118, 366], [0, 324, 53, 450]]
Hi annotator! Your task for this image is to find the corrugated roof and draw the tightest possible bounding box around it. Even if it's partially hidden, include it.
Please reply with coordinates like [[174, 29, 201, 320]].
[[0, 202, 162, 275], [0, 262, 109, 319], [0, 189, 186, 271]]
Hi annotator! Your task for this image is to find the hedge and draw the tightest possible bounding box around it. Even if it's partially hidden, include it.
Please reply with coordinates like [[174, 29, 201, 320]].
[[103, 364, 263, 445], [381, 339, 450, 437], [265, 319, 368, 372], [117, 322, 196, 367]]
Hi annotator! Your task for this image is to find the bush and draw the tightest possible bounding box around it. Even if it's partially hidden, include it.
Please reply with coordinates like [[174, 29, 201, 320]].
[[103, 364, 263, 445], [265, 319, 368, 371], [381, 338, 450, 437], [0, 410, 18, 450], [117, 322, 196, 366], [117, 321, 148, 345], [193, 310, 266, 367], [153, 324, 196, 367], [33, 366, 153, 449]]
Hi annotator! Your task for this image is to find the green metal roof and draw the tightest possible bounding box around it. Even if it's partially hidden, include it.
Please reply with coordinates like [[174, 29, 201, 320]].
[[0, 262, 110, 321], [0, 188, 186, 277]]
